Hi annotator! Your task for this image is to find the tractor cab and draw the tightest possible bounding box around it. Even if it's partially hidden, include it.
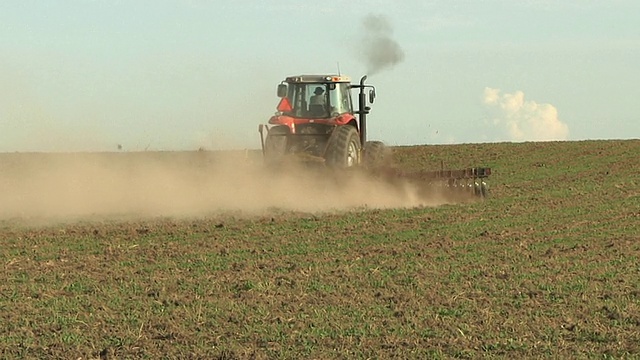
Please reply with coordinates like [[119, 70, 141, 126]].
[[276, 75, 354, 119]]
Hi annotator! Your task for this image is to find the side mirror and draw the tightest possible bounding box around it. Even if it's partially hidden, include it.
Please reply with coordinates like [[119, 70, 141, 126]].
[[277, 84, 287, 98], [369, 88, 376, 103]]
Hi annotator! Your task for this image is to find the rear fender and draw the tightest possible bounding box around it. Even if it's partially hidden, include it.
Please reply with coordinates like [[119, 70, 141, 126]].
[[267, 125, 291, 136], [335, 113, 357, 127]]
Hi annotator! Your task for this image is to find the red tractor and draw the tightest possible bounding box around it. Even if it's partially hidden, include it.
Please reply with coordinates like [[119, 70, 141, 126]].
[[259, 74, 383, 168], [258, 74, 491, 197]]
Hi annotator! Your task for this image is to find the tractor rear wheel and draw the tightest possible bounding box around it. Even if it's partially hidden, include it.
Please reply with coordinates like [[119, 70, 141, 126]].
[[264, 126, 288, 165], [325, 125, 361, 168], [363, 141, 386, 168]]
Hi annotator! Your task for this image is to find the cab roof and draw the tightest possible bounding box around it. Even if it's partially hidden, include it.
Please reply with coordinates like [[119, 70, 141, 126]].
[[284, 75, 352, 84]]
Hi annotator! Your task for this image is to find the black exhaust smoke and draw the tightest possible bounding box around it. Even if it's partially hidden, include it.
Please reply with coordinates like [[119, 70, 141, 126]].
[[359, 14, 405, 75]]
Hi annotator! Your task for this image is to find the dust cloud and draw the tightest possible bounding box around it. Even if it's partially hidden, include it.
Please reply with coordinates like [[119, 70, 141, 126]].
[[0, 151, 450, 222], [359, 14, 405, 75]]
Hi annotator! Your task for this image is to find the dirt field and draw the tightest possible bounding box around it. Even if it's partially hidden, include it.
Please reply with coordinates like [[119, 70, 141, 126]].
[[1, 140, 639, 359]]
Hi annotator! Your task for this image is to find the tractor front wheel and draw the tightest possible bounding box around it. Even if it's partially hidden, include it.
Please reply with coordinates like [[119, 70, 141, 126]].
[[264, 126, 288, 165], [325, 125, 361, 168]]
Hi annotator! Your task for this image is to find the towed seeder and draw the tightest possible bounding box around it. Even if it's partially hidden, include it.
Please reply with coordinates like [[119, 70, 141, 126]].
[[373, 165, 491, 198], [258, 74, 491, 198]]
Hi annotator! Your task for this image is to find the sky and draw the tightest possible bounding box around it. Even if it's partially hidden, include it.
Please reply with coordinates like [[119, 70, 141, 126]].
[[0, 0, 638, 152]]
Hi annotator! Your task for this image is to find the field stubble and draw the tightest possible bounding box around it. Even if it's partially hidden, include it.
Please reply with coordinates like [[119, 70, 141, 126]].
[[1, 139, 639, 359]]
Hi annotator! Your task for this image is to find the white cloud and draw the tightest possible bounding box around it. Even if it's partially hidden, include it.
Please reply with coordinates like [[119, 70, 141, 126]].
[[483, 87, 569, 141]]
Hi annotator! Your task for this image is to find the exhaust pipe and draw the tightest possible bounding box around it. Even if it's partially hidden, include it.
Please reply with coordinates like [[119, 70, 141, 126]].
[[358, 75, 368, 145]]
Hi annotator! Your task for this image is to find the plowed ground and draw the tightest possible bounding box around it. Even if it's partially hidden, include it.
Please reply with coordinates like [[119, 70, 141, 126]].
[[1, 140, 639, 359]]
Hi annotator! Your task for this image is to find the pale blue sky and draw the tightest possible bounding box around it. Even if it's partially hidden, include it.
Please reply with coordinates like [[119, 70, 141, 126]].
[[1, 0, 638, 152]]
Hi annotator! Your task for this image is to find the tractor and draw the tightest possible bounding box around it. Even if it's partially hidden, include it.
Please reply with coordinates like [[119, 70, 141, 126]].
[[259, 74, 380, 168], [258, 74, 491, 197]]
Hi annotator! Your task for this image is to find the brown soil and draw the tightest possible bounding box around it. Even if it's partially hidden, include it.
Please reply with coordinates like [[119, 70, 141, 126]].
[[1, 140, 637, 359]]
